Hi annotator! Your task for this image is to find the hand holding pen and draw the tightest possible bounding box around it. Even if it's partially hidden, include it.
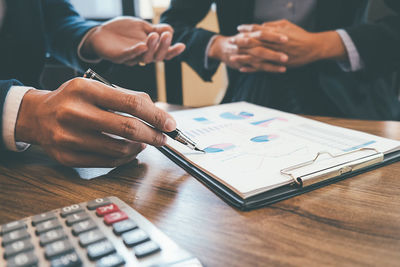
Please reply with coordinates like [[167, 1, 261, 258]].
[[15, 75, 184, 167], [84, 69, 204, 152]]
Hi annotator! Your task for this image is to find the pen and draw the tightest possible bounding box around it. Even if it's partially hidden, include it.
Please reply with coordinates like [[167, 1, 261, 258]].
[[83, 68, 205, 153]]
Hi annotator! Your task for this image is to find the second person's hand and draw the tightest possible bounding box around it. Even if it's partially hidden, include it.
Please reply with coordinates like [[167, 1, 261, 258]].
[[81, 17, 186, 66]]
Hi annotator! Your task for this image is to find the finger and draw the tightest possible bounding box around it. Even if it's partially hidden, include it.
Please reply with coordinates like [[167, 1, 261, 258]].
[[238, 47, 288, 63], [124, 59, 140, 67], [230, 55, 260, 65], [151, 23, 174, 35], [229, 35, 263, 48], [83, 109, 168, 147], [115, 43, 148, 64], [141, 32, 160, 64], [262, 19, 289, 28], [248, 30, 288, 43], [165, 43, 186, 60], [154, 32, 172, 61], [48, 147, 140, 168], [85, 80, 177, 132], [240, 62, 287, 73], [237, 24, 263, 33], [238, 67, 258, 73], [55, 129, 147, 158]]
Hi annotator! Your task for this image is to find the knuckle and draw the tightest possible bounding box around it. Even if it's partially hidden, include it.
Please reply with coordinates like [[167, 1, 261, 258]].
[[260, 31, 269, 40], [124, 94, 142, 112], [55, 103, 81, 123], [67, 78, 86, 92], [253, 47, 263, 57], [121, 119, 139, 139], [113, 142, 131, 157], [51, 131, 69, 146], [138, 92, 151, 101], [152, 109, 165, 128], [152, 133, 165, 146]]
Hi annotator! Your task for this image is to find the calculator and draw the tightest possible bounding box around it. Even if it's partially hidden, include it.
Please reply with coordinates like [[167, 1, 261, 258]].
[[0, 196, 202, 267]]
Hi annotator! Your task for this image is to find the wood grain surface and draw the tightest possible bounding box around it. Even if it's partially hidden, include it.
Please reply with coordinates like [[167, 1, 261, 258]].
[[0, 103, 399, 266]]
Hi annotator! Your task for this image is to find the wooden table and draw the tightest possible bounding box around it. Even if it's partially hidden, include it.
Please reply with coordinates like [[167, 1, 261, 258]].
[[1, 103, 400, 266]]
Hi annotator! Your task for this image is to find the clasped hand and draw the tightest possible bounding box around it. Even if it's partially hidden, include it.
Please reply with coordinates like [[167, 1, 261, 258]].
[[210, 19, 345, 73]]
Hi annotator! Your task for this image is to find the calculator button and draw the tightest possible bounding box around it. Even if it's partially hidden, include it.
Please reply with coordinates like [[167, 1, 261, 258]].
[[32, 212, 57, 226], [72, 219, 97, 236], [35, 219, 62, 235], [45, 240, 74, 259], [2, 229, 30, 246], [50, 251, 82, 267], [60, 204, 84, 218], [66, 212, 90, 226], [122, 229, 149, 247], [96, 253, 125, 267], [3, 239, 34, 259], [96, 204, 120, 217], [1, 221, 26, 236], [87, 198, 111, 210], [7, 251, 38, 267], [78, 229, 105, 247], [113, 219, 137, 235], [87, 240, 115, 261], [104, 211, 128, 225], [134, 241, 161, 258], [39, 229, 67, 246]]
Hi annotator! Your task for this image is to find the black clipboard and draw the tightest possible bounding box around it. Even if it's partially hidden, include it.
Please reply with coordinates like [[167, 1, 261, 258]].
[[158, 146, 400, 211]]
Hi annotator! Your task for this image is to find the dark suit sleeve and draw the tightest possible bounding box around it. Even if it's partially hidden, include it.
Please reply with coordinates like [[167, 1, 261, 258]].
[[0, 79, 23, 151], [161, 0, 219, 81], [43, 0, 100, 71], [345, 0, 400, 75]]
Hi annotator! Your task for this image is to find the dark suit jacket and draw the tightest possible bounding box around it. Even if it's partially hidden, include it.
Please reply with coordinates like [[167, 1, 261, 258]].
[[0, 0, 98, 150], [161, 0, 400, 120]]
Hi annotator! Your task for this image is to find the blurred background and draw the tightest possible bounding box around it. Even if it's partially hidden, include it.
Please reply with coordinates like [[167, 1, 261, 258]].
[[41, 0, 394, 107]]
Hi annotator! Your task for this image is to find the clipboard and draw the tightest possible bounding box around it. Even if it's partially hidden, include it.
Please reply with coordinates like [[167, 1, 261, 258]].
[[158, 146, 400, 211]]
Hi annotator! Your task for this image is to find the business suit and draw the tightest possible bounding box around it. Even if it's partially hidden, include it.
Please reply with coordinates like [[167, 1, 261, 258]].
[[161, 0, 400, 120], [0, 0, 98, 150]]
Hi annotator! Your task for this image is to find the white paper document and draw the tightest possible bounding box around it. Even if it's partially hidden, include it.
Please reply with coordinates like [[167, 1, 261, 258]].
[[167, 102, 400, 199]]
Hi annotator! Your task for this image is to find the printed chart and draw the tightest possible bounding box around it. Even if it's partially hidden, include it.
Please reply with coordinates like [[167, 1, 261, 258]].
[[204, 143, 236, 153], [193, 117, 212, 124], [250, 135, 278, 143], [251, 117, 288, 127], [220, 111, 254, 120]]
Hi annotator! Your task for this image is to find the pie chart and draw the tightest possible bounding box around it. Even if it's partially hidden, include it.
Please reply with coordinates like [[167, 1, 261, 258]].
[[220, 111, 254, 120], [204, 143, 236, 153], [250, 135, 278, 143]]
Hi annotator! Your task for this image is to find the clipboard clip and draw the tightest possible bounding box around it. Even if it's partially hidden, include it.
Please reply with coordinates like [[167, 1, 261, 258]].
[[280, 148, 384, 188]]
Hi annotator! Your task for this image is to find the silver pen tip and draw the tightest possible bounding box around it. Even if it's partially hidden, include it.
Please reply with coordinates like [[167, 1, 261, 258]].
[[194, 147, 206, 153]]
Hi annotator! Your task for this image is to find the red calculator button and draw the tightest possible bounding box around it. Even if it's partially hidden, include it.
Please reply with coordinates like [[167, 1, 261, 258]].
[[104, 211, 128, 225], [96, 204, 120, 217]]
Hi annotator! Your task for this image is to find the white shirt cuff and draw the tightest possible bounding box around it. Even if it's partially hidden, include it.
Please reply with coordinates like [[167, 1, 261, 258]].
[[336, 29, 364, 72], [204, 35, 219, 70], [77, 26, 102, 64], [2, 86, 33, 152]]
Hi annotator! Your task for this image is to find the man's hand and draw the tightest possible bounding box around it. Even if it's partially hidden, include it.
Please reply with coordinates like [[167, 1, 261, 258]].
[[208, 31, 289, 73], [232, 20, 347, 72], [81, 17, 186, 66], [15, 78, 177, 167]]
